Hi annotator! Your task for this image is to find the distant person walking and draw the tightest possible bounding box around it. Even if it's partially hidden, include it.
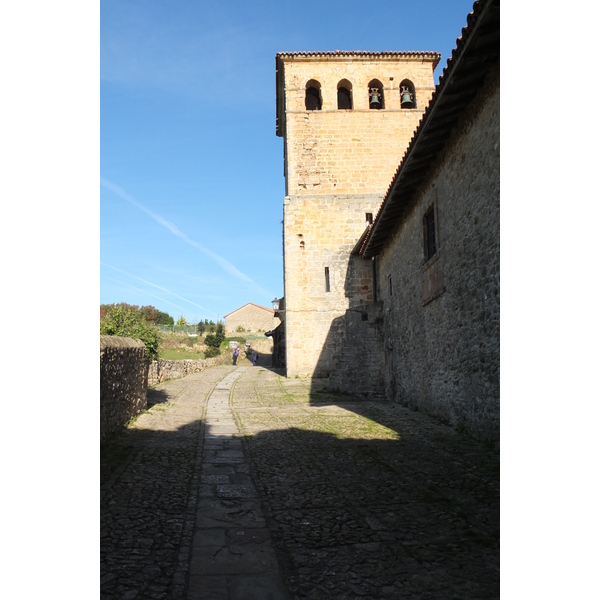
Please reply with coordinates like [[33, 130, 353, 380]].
[[251, 350, 258, 367], [232, 346, 240, 366]]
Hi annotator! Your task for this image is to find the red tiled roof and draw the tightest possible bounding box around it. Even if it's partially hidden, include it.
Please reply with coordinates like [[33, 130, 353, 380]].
[[223, 303, 275, 319]]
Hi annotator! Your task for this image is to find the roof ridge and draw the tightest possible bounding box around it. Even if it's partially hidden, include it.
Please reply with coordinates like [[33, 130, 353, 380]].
[[276, 50, 441, 62]]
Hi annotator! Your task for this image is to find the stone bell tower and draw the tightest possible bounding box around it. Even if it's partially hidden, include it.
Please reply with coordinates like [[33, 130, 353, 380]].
[[275, 51, 440, 378]]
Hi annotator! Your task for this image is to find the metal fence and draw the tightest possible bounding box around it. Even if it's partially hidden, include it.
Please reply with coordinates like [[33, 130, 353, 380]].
[[156, 325, 199, 334]]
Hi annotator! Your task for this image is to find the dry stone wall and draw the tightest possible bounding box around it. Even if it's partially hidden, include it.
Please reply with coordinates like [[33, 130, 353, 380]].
[[148, 352, 232, 385], [100, 336, 147, 441]]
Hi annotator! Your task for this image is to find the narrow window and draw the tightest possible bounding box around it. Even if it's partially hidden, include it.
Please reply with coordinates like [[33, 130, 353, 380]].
[[372, 257, 378, 303], [388, 275, 393, 297], [424, 207, 437, 260], [305, 80, 322, 110], [366, 213, 373, 225], [325, 267, 330, 292]]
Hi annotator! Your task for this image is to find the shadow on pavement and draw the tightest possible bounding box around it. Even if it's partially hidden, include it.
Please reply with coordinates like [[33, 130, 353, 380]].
[[244, 423, 499, 599], [101, 373, 499, 600], [101, 419, 206, 600], [146, 387, 170, 408]]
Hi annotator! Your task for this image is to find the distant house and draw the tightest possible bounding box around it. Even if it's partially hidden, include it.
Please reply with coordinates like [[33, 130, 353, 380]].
[[224, 303, 281, 334]]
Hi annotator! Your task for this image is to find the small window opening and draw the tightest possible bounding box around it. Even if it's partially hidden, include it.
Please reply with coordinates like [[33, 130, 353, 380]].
[[388, 275, 393, 297], [325, 267, 330, 293], [372, 257, 378, 303], [337, 80, 353, 110], [400, 79, 416, 109], [300, 240, 305, 249], [368, 80, 384, 109], [305, 81, 322, 111], [366, 213, 373, 225], [424, 207, 437, 260]]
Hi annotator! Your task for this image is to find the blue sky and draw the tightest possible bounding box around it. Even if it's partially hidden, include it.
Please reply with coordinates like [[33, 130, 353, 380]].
[[100, 0, 476, 324]]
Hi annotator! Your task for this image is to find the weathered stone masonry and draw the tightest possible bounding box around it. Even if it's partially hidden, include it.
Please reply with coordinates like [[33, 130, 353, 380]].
[[376, 66, 500, 441], [277, 52, 440, 378], [100, 335, 147, 441]]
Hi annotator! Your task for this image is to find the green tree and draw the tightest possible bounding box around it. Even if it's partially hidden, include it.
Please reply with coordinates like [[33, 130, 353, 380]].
[[215, 323, 225, 346], [100, 305, 162, 362], [156, 311, 174, 326], [176, 315, 188, 326]]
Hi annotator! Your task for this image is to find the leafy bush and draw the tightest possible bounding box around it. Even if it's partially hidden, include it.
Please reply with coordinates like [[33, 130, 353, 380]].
[[236, 325, 246, 332], [204, 347, 221, 358], [206, 324, 226, 349], [204, 334, 218, 349], [100, 305, 162, 362]]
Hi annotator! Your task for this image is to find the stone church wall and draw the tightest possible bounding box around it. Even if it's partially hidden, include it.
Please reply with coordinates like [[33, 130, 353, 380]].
[[280, 55, 438, 377], [327, 301, 386, 398], [376, 66, 500, 442], [283, 193, 381, 376]]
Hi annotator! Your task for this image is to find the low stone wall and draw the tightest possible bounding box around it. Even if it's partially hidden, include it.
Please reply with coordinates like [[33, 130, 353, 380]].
[[148, 350, 234, 385], [101, 335, 148, 441]]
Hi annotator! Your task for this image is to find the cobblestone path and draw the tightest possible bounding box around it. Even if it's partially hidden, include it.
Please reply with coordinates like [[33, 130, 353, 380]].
[[101, 364, 499, 600]]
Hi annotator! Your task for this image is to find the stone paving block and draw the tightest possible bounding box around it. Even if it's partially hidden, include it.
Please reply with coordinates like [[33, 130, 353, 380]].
[[193, 528, 226, 547], [217, 484, 257, 498], [226, 528, 272, 546], [189, 542, 279, 575], [186, 574, 229, 600], [206, 456, 246, 464], [195, 498, 267, 529], [229, 573, 290, 600], [201, 463, 235, 476], [201, 474, 231, 484]]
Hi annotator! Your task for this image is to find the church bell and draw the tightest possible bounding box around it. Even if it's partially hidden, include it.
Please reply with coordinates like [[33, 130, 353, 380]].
[[369, 89, 382, 109], [401, 90, 413, 107]]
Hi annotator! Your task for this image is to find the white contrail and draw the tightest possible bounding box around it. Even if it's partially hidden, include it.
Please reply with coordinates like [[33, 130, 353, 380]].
[[101, 177, 272, 295], [101, 262, 216, 315], [102, 274, 191, 315]]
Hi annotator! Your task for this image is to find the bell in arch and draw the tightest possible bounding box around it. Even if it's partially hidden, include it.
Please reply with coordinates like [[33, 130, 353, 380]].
[[401, 88, 414, 108], [369, 88, 382, 109]]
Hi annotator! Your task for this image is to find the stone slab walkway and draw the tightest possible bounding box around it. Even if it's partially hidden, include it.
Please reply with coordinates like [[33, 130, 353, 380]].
[[101, 364, 499, 599], [187, 367, 289, 599]]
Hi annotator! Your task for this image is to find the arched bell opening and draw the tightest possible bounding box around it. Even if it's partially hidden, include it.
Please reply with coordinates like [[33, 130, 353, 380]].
[[368, 79, 384, 110], [305, 80, 322, 111], [399, 79, 416, 109], [337, 79, 353, 110]]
